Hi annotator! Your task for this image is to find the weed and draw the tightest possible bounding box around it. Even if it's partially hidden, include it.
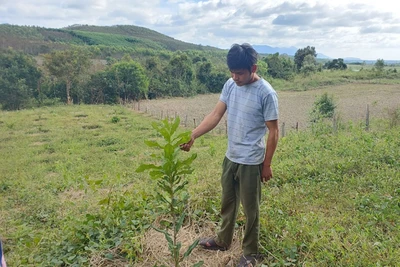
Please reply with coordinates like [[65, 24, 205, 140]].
[[6, 122, 15, 129], [111, 116, 120, 123]]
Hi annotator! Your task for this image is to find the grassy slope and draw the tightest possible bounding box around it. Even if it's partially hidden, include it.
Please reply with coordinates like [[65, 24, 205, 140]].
[[0, 104, 399, 266], [63, 25, 219, 51], [0, 24, 221, 53]]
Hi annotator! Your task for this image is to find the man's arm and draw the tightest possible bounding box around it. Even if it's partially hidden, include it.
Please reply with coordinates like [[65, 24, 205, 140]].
[[181, 100, 227, 151], [262, 119, 279, 182]]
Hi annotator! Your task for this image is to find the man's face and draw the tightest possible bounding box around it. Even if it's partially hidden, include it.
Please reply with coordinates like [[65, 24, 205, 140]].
[[230, 66, 255, 86]]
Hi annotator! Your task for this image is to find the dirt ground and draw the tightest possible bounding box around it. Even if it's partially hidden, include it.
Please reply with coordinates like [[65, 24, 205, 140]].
[[132, 83, 400, 134]]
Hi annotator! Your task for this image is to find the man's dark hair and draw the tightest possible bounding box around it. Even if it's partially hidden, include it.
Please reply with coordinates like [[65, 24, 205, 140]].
[[227, 43, 258, 73]]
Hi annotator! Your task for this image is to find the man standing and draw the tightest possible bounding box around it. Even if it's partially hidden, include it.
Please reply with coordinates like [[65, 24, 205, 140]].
[[181, 43, 279, 267]]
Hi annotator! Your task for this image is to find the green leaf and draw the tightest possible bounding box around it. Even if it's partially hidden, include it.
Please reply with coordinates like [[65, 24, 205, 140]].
[[158, 126, 171, 142], [144, 140, 162, 148], [172, 131, 191, 146], [179, 153, 197, 166], [192, 261, 204, 267], [157, 192, 172, 205], [136, 163, 160, 173], [105, 253, 114, 259], [175, 212, 185, 233], [149, 170, 165, 179], [174, 181, 188, 194], [176, 168, 194, 176], [170, 117, 180, 135], [183, 239, 200, 258], [98, 198, 109, 206], [153, 226, 173, 245], [173, 175, 182, 185], [175, 242, 182, 254], [164, 143, 175, 159], [158, 181, 173, 195]]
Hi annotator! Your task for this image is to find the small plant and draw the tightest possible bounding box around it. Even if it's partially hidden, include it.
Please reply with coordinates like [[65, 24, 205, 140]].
[[6, 122, 15, 129], [111, 116, 120, 123], [136, 117, 201, 267], [310, 92, 336, 122]]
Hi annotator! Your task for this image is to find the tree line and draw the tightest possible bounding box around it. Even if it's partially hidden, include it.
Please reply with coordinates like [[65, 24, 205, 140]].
[[0, 45, 392, 110]]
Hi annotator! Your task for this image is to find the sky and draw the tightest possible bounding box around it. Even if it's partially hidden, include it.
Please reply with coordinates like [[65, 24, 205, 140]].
[[1, 0, 400, 60]]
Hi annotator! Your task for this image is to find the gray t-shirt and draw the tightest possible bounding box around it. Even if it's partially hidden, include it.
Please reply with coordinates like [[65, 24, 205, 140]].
[[219, 78, 279, 165]]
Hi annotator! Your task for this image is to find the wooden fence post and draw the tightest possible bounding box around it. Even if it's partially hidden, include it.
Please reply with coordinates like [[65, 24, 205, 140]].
[[333, 115, 337, 133], [366, 104, 370, 131]]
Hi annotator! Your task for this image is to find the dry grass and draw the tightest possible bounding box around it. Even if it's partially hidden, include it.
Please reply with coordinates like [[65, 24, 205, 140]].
[[136, 222, 244, 267], [89, 221, 244, 267], [133, 83, 400, 133]]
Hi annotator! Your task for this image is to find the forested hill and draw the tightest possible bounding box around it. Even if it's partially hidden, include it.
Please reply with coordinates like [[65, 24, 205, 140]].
[[0, 24, 222, 55]]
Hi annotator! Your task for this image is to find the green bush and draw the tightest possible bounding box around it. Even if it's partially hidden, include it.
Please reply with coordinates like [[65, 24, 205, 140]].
[[310, 92, 336, 122]]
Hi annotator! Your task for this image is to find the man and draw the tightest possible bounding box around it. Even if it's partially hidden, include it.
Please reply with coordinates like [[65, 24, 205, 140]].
[[181, 43, 279, 267]]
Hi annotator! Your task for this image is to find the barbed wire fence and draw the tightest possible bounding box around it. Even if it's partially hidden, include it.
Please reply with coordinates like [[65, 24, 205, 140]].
[[129, 101, 375, 137]]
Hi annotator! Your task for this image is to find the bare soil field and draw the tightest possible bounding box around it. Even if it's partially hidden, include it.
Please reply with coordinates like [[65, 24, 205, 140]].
[[133, 83, 400, 133]]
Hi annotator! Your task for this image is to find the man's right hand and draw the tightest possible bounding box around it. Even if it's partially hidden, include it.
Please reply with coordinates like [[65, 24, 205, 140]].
[[180, 137, 194, 152]]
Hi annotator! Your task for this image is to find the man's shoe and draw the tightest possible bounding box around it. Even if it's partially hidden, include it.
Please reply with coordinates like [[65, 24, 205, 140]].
[[237, 255, 256, 267]]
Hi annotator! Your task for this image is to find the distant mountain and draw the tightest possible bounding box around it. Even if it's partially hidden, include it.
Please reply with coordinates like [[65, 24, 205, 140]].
[[317, 53, 331, 59], [252, 45, 297, 56], [343, 57, 363, 63], [252, 44, 331, 59]]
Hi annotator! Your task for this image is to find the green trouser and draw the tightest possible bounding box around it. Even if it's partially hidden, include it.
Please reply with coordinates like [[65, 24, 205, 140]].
[[216, 156, 262, 256]]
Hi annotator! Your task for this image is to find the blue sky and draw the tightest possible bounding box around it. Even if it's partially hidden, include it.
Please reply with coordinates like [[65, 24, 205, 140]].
[[1, 0, 400, 60]]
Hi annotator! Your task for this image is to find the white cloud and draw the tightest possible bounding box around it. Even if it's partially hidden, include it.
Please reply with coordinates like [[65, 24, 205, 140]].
[[1, 0, 400, 60]]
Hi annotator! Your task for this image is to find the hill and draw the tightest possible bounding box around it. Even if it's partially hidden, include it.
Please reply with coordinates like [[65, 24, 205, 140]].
[[252, 44, 298, 56], [0, 23, 222, 55]]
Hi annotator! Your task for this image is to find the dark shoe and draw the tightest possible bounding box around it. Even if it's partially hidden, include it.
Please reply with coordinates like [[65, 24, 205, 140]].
[[237, 255, 256, 267], [198, 237, 227, 251]]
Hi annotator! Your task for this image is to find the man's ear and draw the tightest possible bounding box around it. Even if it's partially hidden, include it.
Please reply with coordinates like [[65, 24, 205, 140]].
[[252, 65, 257, 73]]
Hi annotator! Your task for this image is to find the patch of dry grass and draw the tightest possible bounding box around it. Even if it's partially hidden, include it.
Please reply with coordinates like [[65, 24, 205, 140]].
[[88, 221, 245, 267], [137, 222, 244, 267]]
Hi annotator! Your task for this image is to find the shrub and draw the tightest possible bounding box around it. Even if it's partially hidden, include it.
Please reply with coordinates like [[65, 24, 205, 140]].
[[310, 92, 336, 122]]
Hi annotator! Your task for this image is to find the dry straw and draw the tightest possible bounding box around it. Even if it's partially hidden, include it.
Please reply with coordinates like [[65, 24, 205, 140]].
[[90, 221, 245, 267], [137, 222, 243, 267]]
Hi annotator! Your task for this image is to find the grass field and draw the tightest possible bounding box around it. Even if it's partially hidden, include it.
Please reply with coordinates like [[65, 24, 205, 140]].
[[139, 83, 400, 133], [0, 84, 399, 266]]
